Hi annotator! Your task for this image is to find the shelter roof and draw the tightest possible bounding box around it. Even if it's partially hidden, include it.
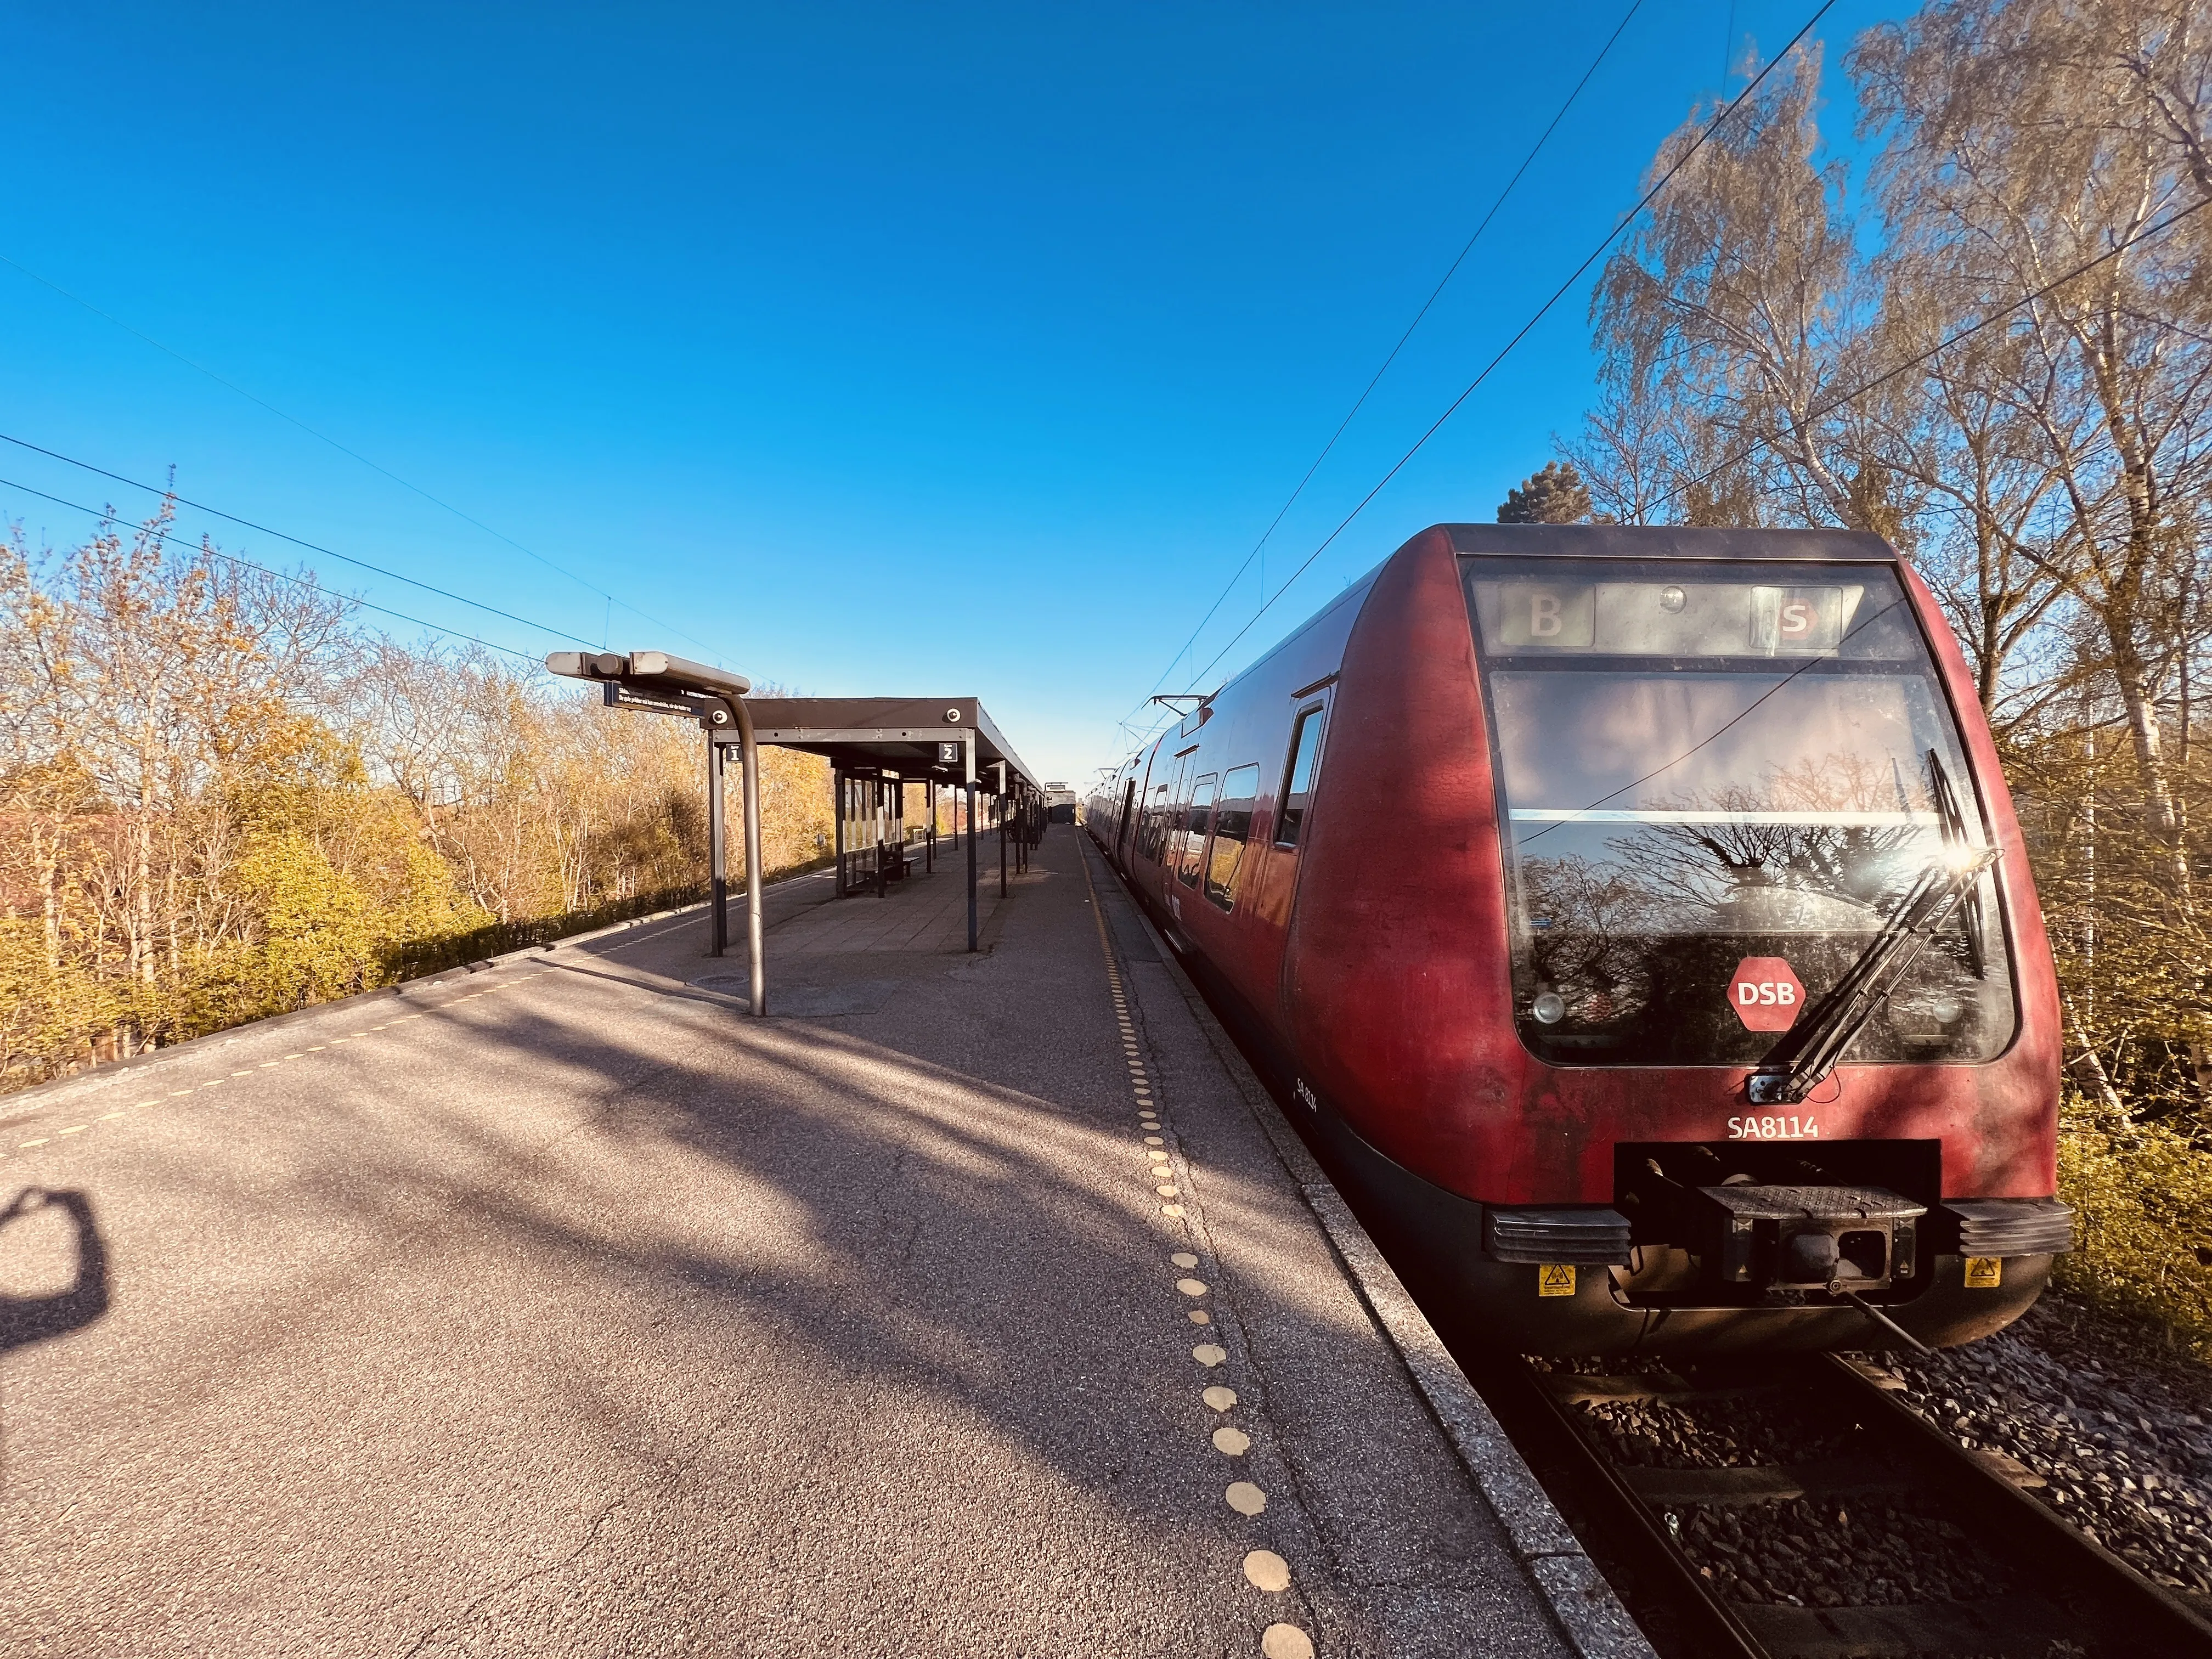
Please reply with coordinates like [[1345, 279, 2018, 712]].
[[735, 697, 1039, 793]]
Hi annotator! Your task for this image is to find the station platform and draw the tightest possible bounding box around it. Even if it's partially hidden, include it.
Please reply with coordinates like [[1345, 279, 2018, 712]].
[[0, 826, 1634, 1657]]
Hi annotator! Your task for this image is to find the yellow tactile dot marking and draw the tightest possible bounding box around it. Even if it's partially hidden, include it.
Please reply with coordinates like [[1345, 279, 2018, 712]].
[[1244, 1549, 1290, 1592], [1078, 847, 1301, 1653]]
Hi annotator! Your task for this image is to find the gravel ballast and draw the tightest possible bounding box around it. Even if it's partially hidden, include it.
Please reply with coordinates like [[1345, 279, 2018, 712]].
[[1872, 1290, 2212, 1600]]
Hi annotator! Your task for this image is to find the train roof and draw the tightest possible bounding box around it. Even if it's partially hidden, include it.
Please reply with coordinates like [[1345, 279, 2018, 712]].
[[1444, 523, 1901, 562]]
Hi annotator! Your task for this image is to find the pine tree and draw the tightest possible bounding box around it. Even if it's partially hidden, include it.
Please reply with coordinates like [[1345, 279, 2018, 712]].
[[1496, 461, 1593, 524]]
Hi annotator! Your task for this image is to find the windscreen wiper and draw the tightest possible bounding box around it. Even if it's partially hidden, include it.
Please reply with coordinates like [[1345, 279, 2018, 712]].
[[1746, 842, 2001, 1105], [1928, 749, 1988, 979]]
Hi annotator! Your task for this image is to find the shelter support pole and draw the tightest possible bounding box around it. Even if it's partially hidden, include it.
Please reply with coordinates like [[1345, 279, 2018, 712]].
[[734, 699, 766, 1016], [965, 754, 978, 951], [708, 731, 729, 957]]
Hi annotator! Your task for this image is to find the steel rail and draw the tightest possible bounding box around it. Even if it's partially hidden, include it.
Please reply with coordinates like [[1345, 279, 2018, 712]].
[[1480, 1351, 2212, 1659]]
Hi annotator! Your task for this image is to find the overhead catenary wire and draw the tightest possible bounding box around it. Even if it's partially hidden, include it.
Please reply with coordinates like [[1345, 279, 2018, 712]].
[[1132, 0, 1647, 715], [1115, 0, 1839, 761], [0, 250, 726, 662], [0, 473, 545, 667], [0, 432, 601, 650], [1104, 182, 2212, 799]]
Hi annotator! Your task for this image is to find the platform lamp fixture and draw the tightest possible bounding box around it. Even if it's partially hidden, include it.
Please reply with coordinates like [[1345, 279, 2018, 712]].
[[543, 650, 766, 1017]]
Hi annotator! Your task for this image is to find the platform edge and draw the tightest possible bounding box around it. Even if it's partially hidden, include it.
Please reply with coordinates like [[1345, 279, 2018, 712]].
[[1091, 837, 1658, 1659]]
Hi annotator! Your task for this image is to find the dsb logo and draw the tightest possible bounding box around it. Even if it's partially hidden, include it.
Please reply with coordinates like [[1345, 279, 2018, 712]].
[[1728, 957, 1803, 1031]]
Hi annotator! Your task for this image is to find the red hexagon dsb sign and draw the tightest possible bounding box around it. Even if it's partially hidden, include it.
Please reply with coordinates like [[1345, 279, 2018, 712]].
[[1728, 957, 1803, 1031]]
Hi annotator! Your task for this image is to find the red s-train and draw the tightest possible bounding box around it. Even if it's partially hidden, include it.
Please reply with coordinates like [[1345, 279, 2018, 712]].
[[1088, 524, 2071, 1353]]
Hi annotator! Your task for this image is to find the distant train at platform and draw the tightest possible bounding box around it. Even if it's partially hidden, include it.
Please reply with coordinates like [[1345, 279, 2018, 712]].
[[1087, 524, 2071, 1353]]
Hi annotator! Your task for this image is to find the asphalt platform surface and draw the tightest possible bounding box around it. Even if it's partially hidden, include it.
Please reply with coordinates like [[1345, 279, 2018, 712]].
[[0, 828, 1574, 1658]]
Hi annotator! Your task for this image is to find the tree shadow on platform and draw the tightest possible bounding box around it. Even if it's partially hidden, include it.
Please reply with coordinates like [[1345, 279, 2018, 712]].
[[1, 828, 1437, 1658]]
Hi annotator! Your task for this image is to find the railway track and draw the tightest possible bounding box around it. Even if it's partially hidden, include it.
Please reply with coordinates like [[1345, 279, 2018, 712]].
[[1479, 1350, 2212, 1659]]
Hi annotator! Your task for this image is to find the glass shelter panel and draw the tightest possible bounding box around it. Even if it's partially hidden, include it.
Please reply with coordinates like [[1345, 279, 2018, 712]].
[[1463, 558, 2015, 1068]]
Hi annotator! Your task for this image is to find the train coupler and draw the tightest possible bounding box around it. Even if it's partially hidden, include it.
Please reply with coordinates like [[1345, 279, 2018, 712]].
[[1693, 1184, 1926, 1293]]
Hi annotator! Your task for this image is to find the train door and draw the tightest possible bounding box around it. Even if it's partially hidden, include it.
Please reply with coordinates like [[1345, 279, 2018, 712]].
[[1170, 772, 1218, 919], [1158, 749, 1199, 895], [1254, 690, 1331, 930], [1201, 764, 1262, 912], [1141, 748, 1190, 871], [1113, 777, 1138, 864]]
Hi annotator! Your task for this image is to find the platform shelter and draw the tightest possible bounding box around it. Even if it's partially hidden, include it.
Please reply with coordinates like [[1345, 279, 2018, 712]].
[[544, 654, 1042, 1013], [740, 696, 1044, 950]]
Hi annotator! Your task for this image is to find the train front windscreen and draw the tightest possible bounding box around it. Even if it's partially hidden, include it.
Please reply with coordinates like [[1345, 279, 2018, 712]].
[[1462, 557, 2016, 1069]]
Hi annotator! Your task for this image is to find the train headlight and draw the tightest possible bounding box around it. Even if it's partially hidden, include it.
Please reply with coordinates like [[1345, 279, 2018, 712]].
[[1532, 992, 1566, 1025]]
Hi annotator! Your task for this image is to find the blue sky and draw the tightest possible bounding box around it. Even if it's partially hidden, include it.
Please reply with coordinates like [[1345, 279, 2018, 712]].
[[1, 2, 1906, 786]]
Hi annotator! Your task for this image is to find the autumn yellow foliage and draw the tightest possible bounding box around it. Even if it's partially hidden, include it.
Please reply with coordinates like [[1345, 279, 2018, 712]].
[[2056, 1106, 2212, 1354], [0, 503, 831, 1093]]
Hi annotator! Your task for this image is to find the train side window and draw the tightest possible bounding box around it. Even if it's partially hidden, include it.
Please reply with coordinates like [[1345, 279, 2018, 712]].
[[1274, 705, 1328, 848], [1176, 774, 1217, 887], [1203, 764, 1261, 911]]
